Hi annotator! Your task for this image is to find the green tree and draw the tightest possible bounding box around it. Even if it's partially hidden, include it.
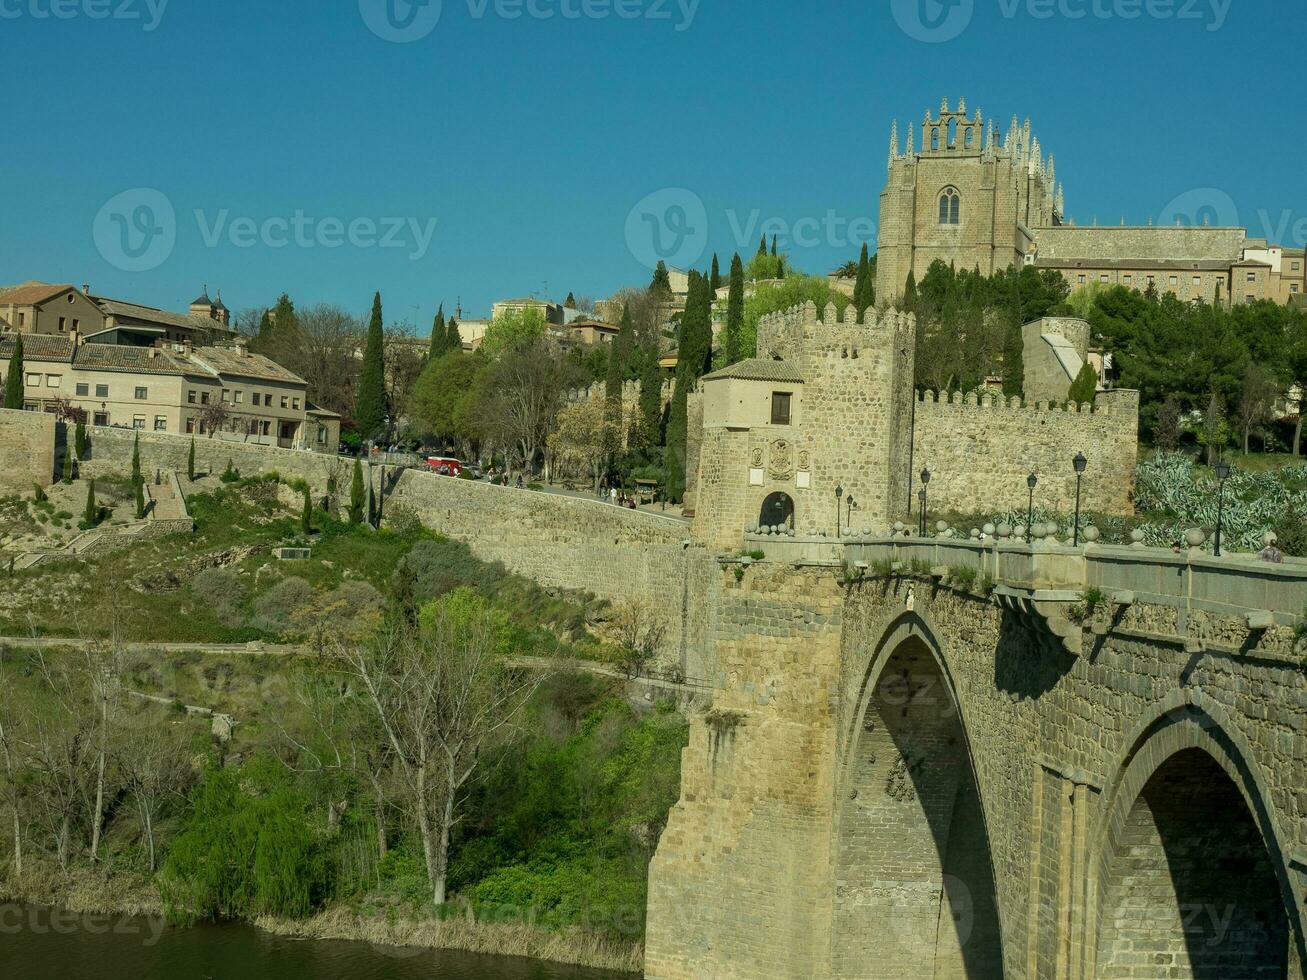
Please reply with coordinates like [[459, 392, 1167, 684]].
[[62, 441, 74, 485], [664, 271, 713, 502], [446, 317, 462, 352], [564, 292, 576, 309], [710, 254, 721, 292], [650, 262, 671, 294], [301, 485, 313, 534], [770, 235, 778, 257], [355, 292, 388, 441], [429, 304, 446, 359], [482, 308, 546, 358], [74, 422, 86, 460], [4, 335, 24, 410], [134, 476, 146, 520], [853, 243, 874, 323], [757, 235, 767, 257], [349, 459, 365, 525], [187, 438, 196, 481], [82, 479, 97, 528], [724, 253, 745, 365], [637, 346, 664, 449], [131, 433, 142, 485], [1067, 362, 1098, 407], [902, 270, 918, 310], [411, 349, 485, 453]]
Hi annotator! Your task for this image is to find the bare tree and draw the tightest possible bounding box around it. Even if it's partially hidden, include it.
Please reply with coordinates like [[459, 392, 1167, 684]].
[[610, 597, 668, 680], [294, 304, 364, 419], [478, 341, 580, 475], [1238, 364, 1280, 454], [548, 396, 619, 492], [233, 307, 268, 340], [199, 400, 231, 438], [335, 597, 540, 906], [120, 714, 193, 871]]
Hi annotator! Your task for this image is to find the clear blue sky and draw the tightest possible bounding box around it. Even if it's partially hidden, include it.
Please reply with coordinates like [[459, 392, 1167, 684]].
[[1, 0, 1299, 328]]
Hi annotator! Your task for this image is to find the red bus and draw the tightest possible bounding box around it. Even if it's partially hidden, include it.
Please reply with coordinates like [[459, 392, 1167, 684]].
[[424, 457, 463, 477]]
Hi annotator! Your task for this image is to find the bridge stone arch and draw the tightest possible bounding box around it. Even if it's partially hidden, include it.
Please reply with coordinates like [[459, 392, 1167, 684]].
[[833, 610, 1006, 978], [1090, 692, 1306, 978]]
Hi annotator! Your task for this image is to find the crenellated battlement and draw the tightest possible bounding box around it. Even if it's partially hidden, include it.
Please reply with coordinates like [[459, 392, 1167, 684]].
[[756, 300, 915, 362], [916, 388, 1135, 418]]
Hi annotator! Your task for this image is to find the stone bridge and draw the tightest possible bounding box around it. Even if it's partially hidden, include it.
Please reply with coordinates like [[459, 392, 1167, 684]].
[[645, 536, 1307, 980]]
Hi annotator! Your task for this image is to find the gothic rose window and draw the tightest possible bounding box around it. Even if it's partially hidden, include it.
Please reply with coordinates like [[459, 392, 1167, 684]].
[[939, 187, 960, 225]]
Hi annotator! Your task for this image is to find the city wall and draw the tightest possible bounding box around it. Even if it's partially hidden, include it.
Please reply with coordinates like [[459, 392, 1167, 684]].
[[387, 469, 718, 682], [0, 409, 56, 492], [912, 388, 1139, 519]]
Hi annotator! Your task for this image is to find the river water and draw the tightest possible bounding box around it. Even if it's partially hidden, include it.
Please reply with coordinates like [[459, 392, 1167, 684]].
[[0, 904, 631, 980]]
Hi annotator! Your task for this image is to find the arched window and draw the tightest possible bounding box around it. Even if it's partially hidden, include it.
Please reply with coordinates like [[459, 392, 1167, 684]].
[[759, 492, 795, 531], [938, 187, 961, 225], [964, 127, 973, 148], [930, 128, 939, 151], [947, 118, 957, 147]]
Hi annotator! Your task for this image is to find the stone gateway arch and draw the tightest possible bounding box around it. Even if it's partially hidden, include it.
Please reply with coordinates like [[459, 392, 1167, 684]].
[[645, 546, 1307, 980]]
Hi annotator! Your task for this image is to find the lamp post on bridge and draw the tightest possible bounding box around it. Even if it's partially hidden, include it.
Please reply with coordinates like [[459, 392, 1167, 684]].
[[835, 484, 844, 540], [919, 468, 931, 537], [1214, 460, 1232, 557], [1026, 473, 1038, 543], [847, 494, 857, 533], [1073, 452, 1088, 547]]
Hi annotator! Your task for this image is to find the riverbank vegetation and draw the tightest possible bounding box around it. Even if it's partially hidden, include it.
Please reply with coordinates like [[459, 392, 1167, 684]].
[[0, 477, 687, 971]]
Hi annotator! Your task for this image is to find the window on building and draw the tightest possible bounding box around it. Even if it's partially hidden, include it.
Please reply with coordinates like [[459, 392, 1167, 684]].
[[72, 319, 79, 331], [293, 397, 301, 410], [45, 375, 60, 387], [280, 396, 288, 409], [132, 416, 146, 430], [771, 392, 792, 426], [1293, 284, 1301, 294], [1147, 275, 1155, 285], [931, 127, 939, 151], [1293, 262, 1301, 271], [154, 417, 167, 431], [95, 384, 108, 398], [1246, 295, 1256, 305], [1123, 274, 1132, 284], [187, 390, 197, 404], [234, 390, 244, 404], [1077, 274, 1086, 285], [134, 386, 148, 400], [93, 412, 108, 426], [317, 425, 327, 444], [1100, 274, 1109, 283], [185, 418, 195, 434], [261, 420, 271, 436], [16, 312, 24, 328], [75, 383, 88, 396], [200, 392, 210, 405], [265, 393, 274, 407], [24, 373, 39, 388], [23, 403, 36, 412], [57, 317, 66, 332], [1247, 272, 1257, 283], [221, 389, 230, 402], [964, 127, 973, 147], [1169, 276, 1178, 286], [1193, 276, 1202, 286], [938, 187, 960, 225]]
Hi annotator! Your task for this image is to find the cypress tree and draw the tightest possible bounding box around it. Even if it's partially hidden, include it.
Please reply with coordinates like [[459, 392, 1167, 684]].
[[725, 253, 745, 365], [1002, 319, 1025, 399], [430, 304, 446, 358], [131, 433, 142, 485], [757, 235, 767, 257], [83, 479, 97, 528], [710, 254, 721, 292], [62, 441, 74, 485], [349, 459, 365, 525], [74, 421, 86, 460], [301, 485, 313, 534], [355, 292, 388, 441], [1067, 362, 1098, 406], [605, 305, 629, 442], [564, 292, 576, 309], [134, 474, 146, 520], [637, 346, 663, 449], [651, 261, 671, 294], [4, 335, 24, 410], [664, 272, 713, 502], [770, 235, 778, 257], [446, 317, 462, 352], [854, 243, 872, 323], [903, 270, 918, 310], [187, 438, 196, 481]]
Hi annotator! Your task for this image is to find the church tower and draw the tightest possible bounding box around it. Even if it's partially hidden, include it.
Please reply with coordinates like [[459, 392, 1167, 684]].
[[876, 98, 1063, 302]]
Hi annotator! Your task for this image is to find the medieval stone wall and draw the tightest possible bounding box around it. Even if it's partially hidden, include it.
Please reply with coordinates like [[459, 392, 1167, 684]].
[[647, 559, 1307, 979], [912, 388, 1139, 519], [385, 469, 718, 682], [0, 409, 56, 492]]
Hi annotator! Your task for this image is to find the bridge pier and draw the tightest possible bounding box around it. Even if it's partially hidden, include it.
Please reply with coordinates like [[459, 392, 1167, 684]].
[[647, 551, 1307, 979]]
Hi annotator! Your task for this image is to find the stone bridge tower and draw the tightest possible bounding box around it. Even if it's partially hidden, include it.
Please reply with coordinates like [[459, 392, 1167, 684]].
[[876, 98, 1065, 303]]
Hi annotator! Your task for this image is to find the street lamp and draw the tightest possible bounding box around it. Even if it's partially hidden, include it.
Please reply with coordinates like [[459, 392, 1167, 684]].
[[1073, 452, 1088, 546], [920, 468, 932, 536], [847, 494, 857, 531], [1026, 473, 1038, 543], [1214, 460, 1232, 556], [835, 484, 844, 539]]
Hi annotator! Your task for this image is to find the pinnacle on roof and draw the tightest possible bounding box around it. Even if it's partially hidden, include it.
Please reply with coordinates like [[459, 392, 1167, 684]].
[[213, 290, 228, 312], [889, 119, 900, 166], [191, 285, 212, 306]]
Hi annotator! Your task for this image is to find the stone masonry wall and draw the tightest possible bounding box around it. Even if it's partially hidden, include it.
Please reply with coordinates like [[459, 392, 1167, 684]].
[[912, 388, 1139, 519], [386, 470, 718, 683], [648, 566, 1307, 978], [79, 425, 352, 497], [0, 409, 56, 492]]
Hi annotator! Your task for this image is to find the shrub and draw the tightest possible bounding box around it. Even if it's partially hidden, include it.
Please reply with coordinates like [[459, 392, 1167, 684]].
[[191, 567, 247, 629], [948, 565, 978, 589], [250, 576, 316, 634], [220, 460, 241, 483], [32, 485, 47, 504]]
